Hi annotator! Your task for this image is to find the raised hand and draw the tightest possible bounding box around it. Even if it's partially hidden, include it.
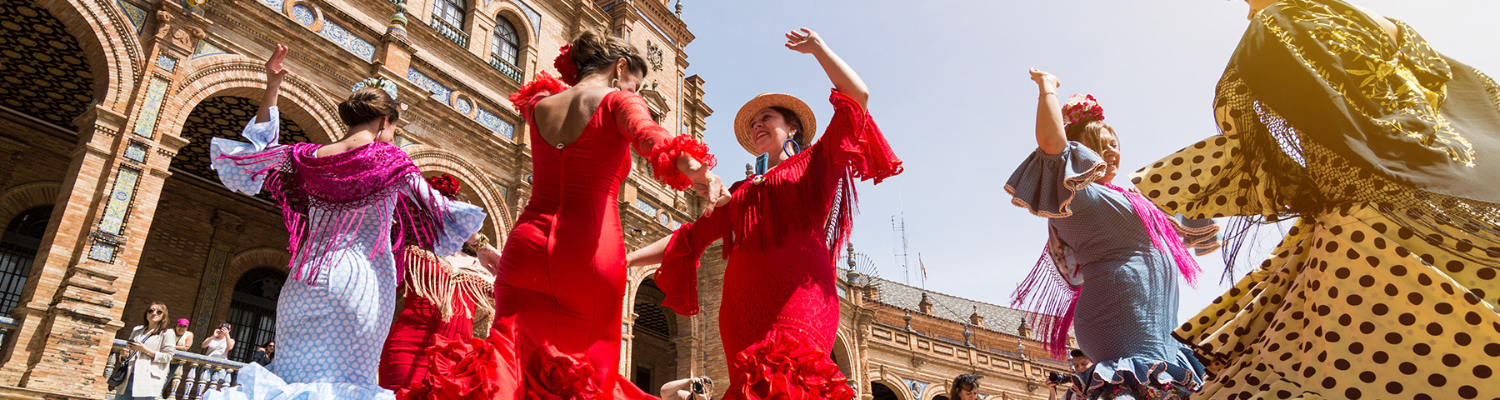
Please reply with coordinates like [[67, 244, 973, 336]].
[[1030, 68, 1061, 95], [784, 28, 824, 55], [266, 44, 290, 81]]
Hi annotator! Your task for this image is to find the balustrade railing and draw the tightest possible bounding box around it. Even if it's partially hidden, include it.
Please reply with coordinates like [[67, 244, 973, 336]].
[[104, 339, 247, 400], [489, 54, 524, 83], [428, 18, 469, 48]]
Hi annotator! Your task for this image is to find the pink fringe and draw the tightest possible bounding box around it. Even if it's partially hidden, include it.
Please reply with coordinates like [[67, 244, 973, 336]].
[[1100, 183, 1201, 288], [1011, 247, 1081, 358]]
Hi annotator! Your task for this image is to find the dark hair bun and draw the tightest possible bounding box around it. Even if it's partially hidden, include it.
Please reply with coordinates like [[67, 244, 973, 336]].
[[338, 87, 400, 127], [568, 28, 648, 82]]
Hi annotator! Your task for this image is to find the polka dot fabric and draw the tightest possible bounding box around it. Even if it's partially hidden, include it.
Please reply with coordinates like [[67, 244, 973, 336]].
[[1132, 126, 1500, 399], [206, 114, 487, 400]]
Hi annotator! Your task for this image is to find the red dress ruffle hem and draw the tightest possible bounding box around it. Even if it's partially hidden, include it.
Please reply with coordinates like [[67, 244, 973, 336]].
[[484, 73, 713, 399], [396, 330, 518, 400], [658, 90, 901, 400]]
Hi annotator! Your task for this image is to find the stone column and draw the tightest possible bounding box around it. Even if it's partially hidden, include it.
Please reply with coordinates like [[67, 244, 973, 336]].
[[0, 1, 213, 397]]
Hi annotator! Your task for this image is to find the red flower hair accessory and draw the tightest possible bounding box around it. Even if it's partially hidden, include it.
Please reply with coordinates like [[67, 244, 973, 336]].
[[553, 44, 579, 86], [427, 174, 461, 200], [1062, 94, 1105, 126]]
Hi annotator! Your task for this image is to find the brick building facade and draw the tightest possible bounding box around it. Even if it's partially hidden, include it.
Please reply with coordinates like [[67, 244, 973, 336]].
[[0, 0, 1069, 398]]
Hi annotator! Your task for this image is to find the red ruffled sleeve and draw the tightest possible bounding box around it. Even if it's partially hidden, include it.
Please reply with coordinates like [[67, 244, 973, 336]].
[[654, 207, 727, 316], [607, 91, 716, 191], [820, 89, 903, 184], [508, 72, 569, 121]]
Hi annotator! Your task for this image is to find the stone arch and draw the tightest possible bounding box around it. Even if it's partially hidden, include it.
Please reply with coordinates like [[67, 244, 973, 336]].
[[33, 0, 145, 113], [209, 247, 289, 335], [921, 383, 949, 400], [159, 56, 343, 147], [832, 329, 858, 384], [0, 182, 62, 229], [405, 145, 513, 244], [482, 2, 536, 50], [872, 372, 915, 400]]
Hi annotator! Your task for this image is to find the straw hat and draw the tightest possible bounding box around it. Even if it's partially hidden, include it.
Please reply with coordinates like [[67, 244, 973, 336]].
[[734, 93, 817, 155]]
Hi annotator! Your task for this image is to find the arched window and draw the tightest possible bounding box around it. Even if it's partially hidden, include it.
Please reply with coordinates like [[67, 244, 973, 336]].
[[0, 206, 52, 314], [492, 18, 520, 66], [431, 0, 465, 31], [226, 267, 286, 362]]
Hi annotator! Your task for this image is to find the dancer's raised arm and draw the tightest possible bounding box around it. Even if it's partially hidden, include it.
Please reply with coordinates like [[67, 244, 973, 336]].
[[786, 28, 869, 108], [257, 44, 289, 124], [1029, 69, 1066, 155]]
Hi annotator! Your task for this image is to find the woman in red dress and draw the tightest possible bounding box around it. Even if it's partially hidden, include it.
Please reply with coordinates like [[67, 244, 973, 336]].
[[628, 28, 902, 400], [490, 28, 728, 399], [379, 174, 500, 392]]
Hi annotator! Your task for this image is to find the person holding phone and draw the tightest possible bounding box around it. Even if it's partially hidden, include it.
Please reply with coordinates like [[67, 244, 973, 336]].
[[117, 302, 177, 400]]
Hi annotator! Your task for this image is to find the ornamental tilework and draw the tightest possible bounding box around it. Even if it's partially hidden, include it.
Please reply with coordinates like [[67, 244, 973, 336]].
[[192, 40, 228, 59], [291, 4, 315, 26], [117, 0, 148, 33], [393, 135, 417, 148], [455, 97, 472, 115], [124, 142, 148, 163], [319, 20, 375, 61], [88, 242, 116, 262], [405, 69, 450, 103], [258, 0, 283, 11], [476, 108, 514, 139], [194, 249, 229, 329], [512, 0, 541, 38], [98, 166, 142, 235], [633, 198, 659, 217], [156, 55, 178, 72], [132, 77, 170, 138]]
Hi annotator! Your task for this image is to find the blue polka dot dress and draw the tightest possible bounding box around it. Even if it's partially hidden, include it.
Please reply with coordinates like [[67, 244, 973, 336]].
[[1006, 142, 1207, 398], [205, 108, 486, 400]]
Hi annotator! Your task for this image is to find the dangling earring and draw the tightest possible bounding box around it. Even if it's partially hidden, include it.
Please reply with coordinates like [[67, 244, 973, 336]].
[[610, 78, 620, 90]]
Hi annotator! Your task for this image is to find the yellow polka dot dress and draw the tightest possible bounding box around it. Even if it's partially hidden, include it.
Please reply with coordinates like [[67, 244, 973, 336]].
[[1132, 1, 1500, 398]]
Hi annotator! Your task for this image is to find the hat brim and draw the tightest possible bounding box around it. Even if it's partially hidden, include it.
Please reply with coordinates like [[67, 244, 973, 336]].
[[734, 93, 817, 156]]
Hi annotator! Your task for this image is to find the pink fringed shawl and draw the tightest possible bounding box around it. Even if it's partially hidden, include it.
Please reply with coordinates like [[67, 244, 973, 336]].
[[1012, 183, 1202, 358], [220, 142, 446, 286]]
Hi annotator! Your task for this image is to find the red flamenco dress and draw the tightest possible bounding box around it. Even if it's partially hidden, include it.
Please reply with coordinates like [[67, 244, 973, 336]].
[[492, 73, 715, 399], [379, 175, 499, 392], [656, 90, 902, 400]]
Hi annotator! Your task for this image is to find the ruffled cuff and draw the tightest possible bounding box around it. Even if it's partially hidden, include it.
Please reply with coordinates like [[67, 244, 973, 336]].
[[508, 72, 569, 119], [1075, 347, 1205, 394], [648, 135, 716, 191], [1004, 142, 1107, 218], [656, 226, 709, 316], [827, 90, 904, 184], [395, 331, 520, 400], [728, 328, 856, 400]]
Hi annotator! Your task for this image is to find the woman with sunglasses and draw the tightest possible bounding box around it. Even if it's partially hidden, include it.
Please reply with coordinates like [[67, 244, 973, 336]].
[[116, 302, 177, 400]]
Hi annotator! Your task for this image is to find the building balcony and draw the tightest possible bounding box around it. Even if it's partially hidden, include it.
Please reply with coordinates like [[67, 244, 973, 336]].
[[428, 18, 469, 48], [104, 339, 247, 400], [488, 54, 523, 83]]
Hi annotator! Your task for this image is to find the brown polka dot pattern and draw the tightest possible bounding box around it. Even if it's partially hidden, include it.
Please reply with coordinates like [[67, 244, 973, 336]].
[[1131, 116, 1500, 399]]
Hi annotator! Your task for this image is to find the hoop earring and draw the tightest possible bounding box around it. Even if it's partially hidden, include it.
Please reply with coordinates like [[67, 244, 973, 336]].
[[610, 78, 620, 90]]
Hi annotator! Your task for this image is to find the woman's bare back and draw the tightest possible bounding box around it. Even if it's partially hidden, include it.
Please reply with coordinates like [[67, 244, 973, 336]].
[[532, 86, 617, 149]]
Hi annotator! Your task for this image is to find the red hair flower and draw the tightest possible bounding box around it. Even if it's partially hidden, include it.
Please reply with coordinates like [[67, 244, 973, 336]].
[[427, 174, 461, 199], [1062, 94, 1106, 126], [553, 44, 579, 86]]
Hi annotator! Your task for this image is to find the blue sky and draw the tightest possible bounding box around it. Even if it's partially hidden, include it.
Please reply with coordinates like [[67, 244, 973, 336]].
[[675, 0, 1500, 323]]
